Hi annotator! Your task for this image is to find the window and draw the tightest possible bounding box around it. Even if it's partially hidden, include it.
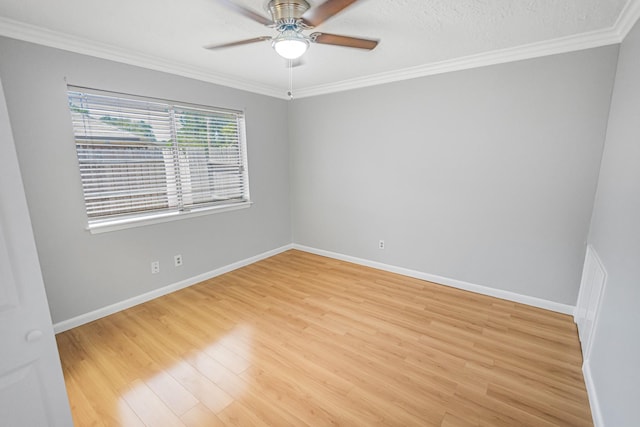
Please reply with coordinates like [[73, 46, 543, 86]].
[[67, 87, 250, 230]]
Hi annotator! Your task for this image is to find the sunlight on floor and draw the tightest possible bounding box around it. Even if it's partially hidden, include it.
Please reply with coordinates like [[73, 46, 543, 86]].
[[119, 324, 254, 425]]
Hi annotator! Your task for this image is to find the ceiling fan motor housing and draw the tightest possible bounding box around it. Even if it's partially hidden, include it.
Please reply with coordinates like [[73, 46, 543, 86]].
[[268, 0, 311, 22]]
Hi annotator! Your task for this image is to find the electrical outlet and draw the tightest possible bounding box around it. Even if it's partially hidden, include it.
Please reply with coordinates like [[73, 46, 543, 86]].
[[151, 261, 160, 274], [379, 240, 385, 249], [174, 254, 183, 267]]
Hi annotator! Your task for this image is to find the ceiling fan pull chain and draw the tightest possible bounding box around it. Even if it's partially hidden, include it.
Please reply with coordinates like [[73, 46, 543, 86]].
[[288, 59, 294, 100]]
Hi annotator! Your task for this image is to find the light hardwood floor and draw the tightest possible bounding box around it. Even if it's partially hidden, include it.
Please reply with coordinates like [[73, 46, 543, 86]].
[[56, 250, 592, 426]]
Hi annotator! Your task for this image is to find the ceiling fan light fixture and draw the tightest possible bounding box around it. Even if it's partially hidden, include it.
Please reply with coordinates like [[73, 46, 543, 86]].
[[272, 30, 309, 59]]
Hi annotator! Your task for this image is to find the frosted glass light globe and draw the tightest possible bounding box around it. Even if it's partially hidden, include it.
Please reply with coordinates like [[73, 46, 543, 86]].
[[273, 31, 309, 59]]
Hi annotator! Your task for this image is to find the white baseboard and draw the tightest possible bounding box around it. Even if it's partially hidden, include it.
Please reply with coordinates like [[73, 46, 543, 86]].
[[54, 242, 575, 333], [53, 244, 293, 333], [583, 359, 605, 427], [292, 244, 575, 315]]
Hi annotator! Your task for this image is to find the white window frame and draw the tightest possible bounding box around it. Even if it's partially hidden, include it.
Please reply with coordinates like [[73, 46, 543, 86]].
[[67, 86, 251, 233]]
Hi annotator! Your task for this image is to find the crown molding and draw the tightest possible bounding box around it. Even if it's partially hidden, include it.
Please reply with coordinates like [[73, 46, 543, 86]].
[[1, 0, 639, 100], [615, 0, 640, 39], [294, 26, 629, 99], [0, 17, 289, 100], [295, 0, 640, 98]]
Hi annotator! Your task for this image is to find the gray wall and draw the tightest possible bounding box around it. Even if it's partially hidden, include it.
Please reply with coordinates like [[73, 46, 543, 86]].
[[587, 19, 640, 427], [0, 37, 291, 324], [289, 47, 618, 305]]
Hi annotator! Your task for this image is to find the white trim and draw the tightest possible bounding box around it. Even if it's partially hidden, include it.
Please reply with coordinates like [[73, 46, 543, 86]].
[[292, 244, 575, 315], [1, 2, 640, 99], [294, 28, 622, 98], [88, 202, 253, 234], [574, 246, 607, 427], [53, 242, 575, 333], [52, 244, 293, 333], [583, 359, 605, 427], [574, 244, 608, 359], [615, 0, 640, 40], [0, 17, 287, 100]]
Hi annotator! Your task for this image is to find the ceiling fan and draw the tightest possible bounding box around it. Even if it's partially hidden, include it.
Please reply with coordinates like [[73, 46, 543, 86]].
[[205, 0, 379, 60]]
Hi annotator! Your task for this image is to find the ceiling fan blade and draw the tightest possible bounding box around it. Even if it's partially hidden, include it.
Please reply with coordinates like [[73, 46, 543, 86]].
[[213, 0, 273, 26], [204, 36, 272, 50], [301, 0, 360, 27], [311, 32, 378, 50]]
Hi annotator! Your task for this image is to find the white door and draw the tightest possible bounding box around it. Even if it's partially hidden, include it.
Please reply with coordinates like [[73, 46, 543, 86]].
[[0, 79, 73, 425]]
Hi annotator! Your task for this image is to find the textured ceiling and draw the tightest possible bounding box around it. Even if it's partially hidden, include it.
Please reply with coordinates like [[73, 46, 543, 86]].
[[0, 0, 638, 99]]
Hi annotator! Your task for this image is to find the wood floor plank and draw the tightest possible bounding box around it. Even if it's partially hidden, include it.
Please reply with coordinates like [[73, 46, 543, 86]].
[[56, 250, 592, 426], [180, 403, 225, 427], [145, 371, 199, 417], [62, 371, 110, 427], [203, 342, 251, 375], [214, 401, 272, 427], [167, 360, 234, 414], [122, 379, 187, 427], [238, 367, 346, 426]]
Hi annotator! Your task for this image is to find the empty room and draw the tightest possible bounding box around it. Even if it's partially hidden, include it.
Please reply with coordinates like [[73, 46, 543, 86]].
[[0, 0, 639, 426]]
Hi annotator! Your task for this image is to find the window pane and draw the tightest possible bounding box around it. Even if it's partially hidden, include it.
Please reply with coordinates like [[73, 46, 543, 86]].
[[174, 107, 247, 208], [67, 88, 250, 226]]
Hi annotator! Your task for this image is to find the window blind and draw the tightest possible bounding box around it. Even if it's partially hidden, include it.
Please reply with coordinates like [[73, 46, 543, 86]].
[[67, 88, 250, 226]]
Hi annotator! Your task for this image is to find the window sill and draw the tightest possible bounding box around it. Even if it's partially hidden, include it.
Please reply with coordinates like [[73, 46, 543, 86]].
[[86, 201, 252, 234]]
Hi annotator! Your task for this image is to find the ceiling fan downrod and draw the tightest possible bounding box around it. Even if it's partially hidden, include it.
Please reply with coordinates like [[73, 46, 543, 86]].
[[268, 0, 311, 23]]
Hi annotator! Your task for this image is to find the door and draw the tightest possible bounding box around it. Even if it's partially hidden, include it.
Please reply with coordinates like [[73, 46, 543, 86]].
[[0, 78, 73, 425]]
